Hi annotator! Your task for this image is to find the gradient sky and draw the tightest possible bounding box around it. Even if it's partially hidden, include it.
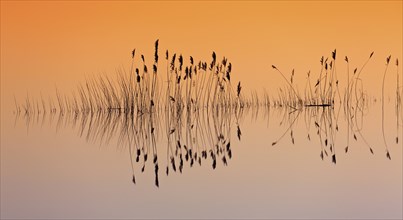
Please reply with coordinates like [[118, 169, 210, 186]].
[[1, 2, 402, 218], [1, 1, 402, 108]]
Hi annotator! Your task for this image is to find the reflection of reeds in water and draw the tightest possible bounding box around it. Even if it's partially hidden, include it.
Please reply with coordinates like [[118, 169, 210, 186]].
[[382, 56, 392, 160], [395, 59, 401, 145], [15, 98, 242, 187], [14, 44, 402, 184], [381, 56, 403, 160], [14, 40, 245, 186], [15, 40, 245, 187], [344, 52, 375, 156], [269, 51, 401, 163], [270, 101, 376, 164]]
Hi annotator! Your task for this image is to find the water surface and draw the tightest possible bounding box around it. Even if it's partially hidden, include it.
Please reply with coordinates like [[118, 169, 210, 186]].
[[1, 101, 401, 219]]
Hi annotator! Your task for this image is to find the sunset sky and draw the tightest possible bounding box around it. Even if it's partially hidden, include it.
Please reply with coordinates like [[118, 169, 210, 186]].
[[1, 2, 402, 219], [1, 1, 402, 107]]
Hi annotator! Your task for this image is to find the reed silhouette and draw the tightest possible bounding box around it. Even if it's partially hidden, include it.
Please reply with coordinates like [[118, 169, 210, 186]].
[[14, 43, 402, 185]]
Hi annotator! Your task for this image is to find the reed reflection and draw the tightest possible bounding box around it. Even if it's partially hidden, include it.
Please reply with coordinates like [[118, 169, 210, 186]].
[[13, 43, 401, 187], [269, 51, 401, 163], [15, 99, 243, 187], [15, 95, 401, 186]]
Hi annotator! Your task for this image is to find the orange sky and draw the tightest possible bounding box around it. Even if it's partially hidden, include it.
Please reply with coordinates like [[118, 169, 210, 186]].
[[1, 1, 402, 107], [1, 2, 402, 218]]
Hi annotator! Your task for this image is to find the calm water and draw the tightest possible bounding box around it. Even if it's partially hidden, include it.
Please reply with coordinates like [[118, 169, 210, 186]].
[[2, 1, 402, 219], [1, 101, 402, 219]]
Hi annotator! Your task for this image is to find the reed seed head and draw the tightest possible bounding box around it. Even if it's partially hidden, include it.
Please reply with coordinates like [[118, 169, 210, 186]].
[[131, 49, 135, 58], [153, 64, 157, 74], [179, 55, 183, 71], [154, 39, 159, 63], [386, 55, 391, 64], [237, 81, 241, 97], [170, 53, 176, 70]]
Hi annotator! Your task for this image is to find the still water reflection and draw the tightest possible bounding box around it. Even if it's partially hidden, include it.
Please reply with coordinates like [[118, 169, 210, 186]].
[[2, 99, 402, 218], [2, 100, 402, 218]]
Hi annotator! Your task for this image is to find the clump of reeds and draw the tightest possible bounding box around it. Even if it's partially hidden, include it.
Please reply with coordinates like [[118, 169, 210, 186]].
[[269, 50, 400, 164], [15, 45, 401, 175], [271, 50, 341, 109]]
